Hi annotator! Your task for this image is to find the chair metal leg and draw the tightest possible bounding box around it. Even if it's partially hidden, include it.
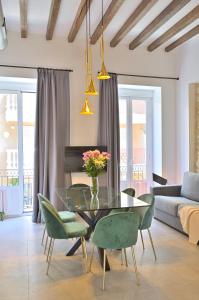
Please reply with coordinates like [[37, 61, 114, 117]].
[[81, 237, 85, 258], [44, 235, 49, 254], [140, 230, 145, 250], [124, 248, 128, 267], [46, 239, 54, 275], [121, 248, 123, 265], [131, 246, 140, 286], [46, 238, 52, 262], [102, 249, 106, 291], [147, 229, 157, 261], [89, 245, 95, 272], [81, 237, 88, 272], [41, 225, 46, 246], [83, 238, 88, 261]]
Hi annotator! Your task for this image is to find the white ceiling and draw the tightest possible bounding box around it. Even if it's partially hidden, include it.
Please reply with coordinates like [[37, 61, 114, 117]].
[[1, 0, 199, 49]]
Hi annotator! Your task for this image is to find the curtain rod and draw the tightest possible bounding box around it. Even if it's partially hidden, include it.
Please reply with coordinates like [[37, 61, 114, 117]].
[[0, 64, 73, 72], [110, 72, 179, 81]]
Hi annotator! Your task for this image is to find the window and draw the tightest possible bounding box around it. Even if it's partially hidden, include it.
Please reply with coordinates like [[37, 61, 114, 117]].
[[119, 85, 162, 195], [0, 78, 36, 213]]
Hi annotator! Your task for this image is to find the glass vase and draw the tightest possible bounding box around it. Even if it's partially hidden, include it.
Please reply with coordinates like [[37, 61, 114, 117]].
[[90, 176, 99, 197], [90, 176, 99, 209]]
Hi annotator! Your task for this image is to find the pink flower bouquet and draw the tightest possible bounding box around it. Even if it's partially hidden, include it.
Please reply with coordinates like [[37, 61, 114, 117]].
[[82, 149, 110, 177]]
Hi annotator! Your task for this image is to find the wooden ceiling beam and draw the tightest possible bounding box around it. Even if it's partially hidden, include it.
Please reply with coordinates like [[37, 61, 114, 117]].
[[129, 0, 191, 50], [110, 0, 158, 48], [165, 24, 199, 52], [148, 4, 199, 51], [20, 0, 28, 38], [46, 0, 62, 40], [90, 0, 125, 45], [68, 0, 93, 43]]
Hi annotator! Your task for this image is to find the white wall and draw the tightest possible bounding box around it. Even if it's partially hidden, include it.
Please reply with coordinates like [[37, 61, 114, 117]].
[[0, 31, 178, 183], [176, 35, 199, 181]]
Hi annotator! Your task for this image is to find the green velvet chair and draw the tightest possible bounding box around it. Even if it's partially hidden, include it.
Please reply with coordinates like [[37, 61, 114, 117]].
[[40, 201, 88, 275], [110, 187, 136, 214], [38, 193, 76, 252], [123, 187, 136, 197], [133, 194, 156, 260], [89, 212, 140, 290]]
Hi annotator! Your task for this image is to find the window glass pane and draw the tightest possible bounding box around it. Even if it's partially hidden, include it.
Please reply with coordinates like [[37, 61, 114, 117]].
[[0, 94, 19, 186], [22, 93, 36, 211], [132, 100, 147, 194], [119, 98, 127, 188]]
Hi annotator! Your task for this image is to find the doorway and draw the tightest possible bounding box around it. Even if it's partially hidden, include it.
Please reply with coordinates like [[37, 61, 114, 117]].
[[119, 85, 161, 195], [0, 78, 36, 214]]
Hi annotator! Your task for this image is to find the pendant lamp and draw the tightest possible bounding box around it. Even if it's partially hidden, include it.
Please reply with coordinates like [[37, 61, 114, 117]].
[[84, 0, 98, 96], [97, 0, 110, 80], [80, 97, 93, 115]]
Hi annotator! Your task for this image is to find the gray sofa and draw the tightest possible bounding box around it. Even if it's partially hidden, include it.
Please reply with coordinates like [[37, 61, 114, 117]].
[[151, 172, 199, 232]]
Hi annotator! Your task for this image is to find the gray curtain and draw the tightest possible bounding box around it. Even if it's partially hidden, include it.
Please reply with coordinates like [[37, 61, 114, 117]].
[[98, 73, 120, 193], [33, 68, 71, 223]]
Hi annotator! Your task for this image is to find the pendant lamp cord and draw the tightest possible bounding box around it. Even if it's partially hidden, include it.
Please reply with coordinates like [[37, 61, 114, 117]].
[[88, 0, 92, 76], [85, 0, 89, 82], [89, 0, 91, 39], [100, 0, 104, 61], [101, 0, 103, 29]]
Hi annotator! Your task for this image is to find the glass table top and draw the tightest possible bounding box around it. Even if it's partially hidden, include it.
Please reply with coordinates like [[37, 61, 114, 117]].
[[56, 186, 149, 212]]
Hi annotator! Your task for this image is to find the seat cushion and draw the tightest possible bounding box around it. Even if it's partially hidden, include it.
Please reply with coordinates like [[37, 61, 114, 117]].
[[181, 172, 199, 202], [64, 222, 87, 238], [155, 196, 198, 217], [58, 211, 76, 222]]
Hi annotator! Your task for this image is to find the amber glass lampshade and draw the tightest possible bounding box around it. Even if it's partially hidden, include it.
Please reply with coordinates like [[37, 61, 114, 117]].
[[97, 61, 111, 80], [80, 97, 94, 115], [85, 76, 98, 96]]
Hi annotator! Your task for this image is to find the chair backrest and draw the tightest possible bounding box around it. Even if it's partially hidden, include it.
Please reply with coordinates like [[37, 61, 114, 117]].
[[69, 183, 89, 188], [38, 193, 59, 216], [67, 183, 90, 204], [122, 188, 135, 197], [40, 201, 67, 239], [138, 194, 155, 230], [92, 212, 140, 249]]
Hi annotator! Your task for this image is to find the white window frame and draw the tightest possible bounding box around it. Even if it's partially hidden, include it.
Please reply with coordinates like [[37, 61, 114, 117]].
[[119, 88, 154, 189], [0, 77, 36, 214]]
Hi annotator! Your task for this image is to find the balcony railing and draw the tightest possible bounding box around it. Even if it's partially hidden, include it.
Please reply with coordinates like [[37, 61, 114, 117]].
[[0, 169, 33, 211], [120, 164, 148, 195], [120, 164, 146, 181]]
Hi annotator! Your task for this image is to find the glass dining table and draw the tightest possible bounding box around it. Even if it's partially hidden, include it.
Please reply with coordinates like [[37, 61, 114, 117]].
[[56, 186, 149, 271]]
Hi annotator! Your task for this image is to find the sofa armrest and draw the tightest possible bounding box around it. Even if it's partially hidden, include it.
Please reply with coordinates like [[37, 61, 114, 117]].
[[150, 185, 182, 196]]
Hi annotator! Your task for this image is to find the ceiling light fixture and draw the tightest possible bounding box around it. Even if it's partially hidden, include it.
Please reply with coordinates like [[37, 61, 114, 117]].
[[80, 0, 96, 115], [85, 0, 98, 96], [80, 96, 94, 115], [97, 0, 110, 80]]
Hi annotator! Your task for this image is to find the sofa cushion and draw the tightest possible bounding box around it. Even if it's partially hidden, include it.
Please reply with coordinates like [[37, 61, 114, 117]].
[[154, 196, 198, 217], [181, 172, 199, 202]]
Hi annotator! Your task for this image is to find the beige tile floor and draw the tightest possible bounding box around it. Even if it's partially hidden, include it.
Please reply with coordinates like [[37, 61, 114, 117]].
[[0, 215, 199, 300]]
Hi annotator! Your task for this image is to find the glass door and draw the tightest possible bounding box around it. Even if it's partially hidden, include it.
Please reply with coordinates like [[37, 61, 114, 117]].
[[0, 91, 36, 214], [22, 93, 36, 211], [119, 96, 152, 195], [0, 92, 23, 214]]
